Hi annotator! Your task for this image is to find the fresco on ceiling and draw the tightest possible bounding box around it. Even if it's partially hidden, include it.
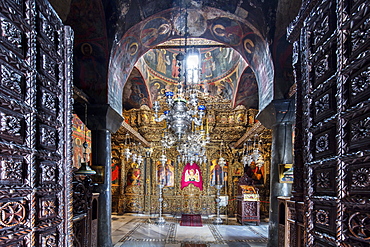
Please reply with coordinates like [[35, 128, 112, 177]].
[[143, 47, 240, 83], [139, 55, 242, 103], [175, 9, 207, 36], [122, 68, 150, 110], [241, 33, 274, 110], [210, 18, 243, 46], [65, 0, 109, 103], [234, 68, 259, 109], [140, 17, 172, 48], [120, 36, 140, 80], [207, 71, 237, 100], [109, 7, 274, 114]]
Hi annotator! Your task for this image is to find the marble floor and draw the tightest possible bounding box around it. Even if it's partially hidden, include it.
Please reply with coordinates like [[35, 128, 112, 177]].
[[112, 214, 268, 247]]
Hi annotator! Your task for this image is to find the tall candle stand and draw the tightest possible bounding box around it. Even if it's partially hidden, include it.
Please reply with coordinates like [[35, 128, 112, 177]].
[[156, 153, 167, 225], [214, 153, 226, 224], [156, 182, 166, 225], [213, 184, 223, 224]]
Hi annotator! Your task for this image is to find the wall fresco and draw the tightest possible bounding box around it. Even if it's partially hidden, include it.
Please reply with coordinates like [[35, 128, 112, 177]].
[[65, 0, 109, 103], [109, 7, 274, 114]]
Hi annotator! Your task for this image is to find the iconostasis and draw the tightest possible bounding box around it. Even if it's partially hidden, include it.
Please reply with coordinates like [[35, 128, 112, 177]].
[[111, 106, 271, 217]]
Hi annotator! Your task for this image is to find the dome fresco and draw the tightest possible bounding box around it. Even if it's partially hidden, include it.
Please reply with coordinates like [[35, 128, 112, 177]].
[[121, 41, 260, 111]]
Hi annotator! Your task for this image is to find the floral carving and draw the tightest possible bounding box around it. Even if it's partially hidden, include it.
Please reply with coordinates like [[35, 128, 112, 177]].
[[42, 233, 57, 247], [315, 209, 329, 226], [40, 198, 56, 219], [41, 89, 56, 112], [314, 94, 330, 116], [0, 18, 22, 49], [40, 125, 56, 148], [312, 8, 329, 46], [352, 167, 370, 188], [0, 112, 22, 136], [40, 162, 56, 183], [316, 134, 329, 153], [1, 65, 22, 95], [0, 157, 22, 181], [351, 67, 369, 96], [351, 18, 370, 52], [350, 117, 370, 143], [39, 13, 55, 43], [42, 54, 56, 78], [316, 171, 330, 189], [315, 56, 329, 79]]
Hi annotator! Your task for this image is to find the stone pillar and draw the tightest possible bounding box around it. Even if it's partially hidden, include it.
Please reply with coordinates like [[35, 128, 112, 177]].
[[91, 129, 112, 247], [77, 104, 123, 247], [257, 99, 294, 247]]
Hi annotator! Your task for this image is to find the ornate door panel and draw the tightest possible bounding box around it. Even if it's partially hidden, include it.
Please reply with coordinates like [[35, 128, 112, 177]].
[[290, 0, 370, 246], [0, 0, 73, 246]]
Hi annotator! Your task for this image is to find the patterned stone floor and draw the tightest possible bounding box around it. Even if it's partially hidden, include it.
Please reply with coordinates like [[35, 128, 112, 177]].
[[112, 214, 268, 247]]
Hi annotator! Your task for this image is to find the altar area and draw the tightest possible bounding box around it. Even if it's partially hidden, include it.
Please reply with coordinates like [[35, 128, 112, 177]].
[[110, 106, 271, 220]]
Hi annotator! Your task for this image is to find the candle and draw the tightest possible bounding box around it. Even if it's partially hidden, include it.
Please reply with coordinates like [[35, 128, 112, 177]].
[[206, 118, 209, 134]]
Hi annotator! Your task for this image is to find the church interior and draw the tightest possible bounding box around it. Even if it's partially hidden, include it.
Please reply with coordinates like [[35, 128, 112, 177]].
[[0, 0, 369, 246]]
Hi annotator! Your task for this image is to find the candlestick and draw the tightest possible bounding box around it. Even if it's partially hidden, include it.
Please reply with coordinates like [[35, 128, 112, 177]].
[[206, 118, 209, 134]]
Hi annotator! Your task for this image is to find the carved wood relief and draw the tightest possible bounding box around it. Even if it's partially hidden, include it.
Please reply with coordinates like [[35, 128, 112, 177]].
[[288, 0, 370, 245], [0, 0, 73, 246]]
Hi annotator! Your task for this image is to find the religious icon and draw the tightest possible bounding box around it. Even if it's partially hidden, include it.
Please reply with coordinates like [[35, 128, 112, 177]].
[[245, 161, 264, 184], [202, 51, 215, 78], [234, 167, 243, 176], [156, 160, 174, 187], [127, 162, 141, 186], [210, 159, 223, 186], [185, 168, 200, 182], [181, 162, 203, 190], [111, 157, 121, 186], [171, 53, 180, 78]]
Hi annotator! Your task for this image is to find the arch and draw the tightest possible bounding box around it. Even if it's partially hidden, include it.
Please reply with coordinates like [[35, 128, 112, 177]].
[[122, 67, 152, 110], [108, 7, 274, 114]]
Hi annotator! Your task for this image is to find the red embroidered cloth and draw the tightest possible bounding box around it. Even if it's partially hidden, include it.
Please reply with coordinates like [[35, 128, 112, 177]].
[[180, 163, 203, 190], [180, 214, 203, 227]]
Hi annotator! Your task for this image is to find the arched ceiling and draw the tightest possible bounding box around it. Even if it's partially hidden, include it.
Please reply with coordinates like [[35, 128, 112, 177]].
[[122, 37, 258, 111], [55, 0, 300, 116], [110, 6, 275, 115]]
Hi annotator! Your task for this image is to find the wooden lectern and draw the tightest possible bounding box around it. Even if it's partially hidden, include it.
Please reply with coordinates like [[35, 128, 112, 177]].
[[236, 174, 260, 225]]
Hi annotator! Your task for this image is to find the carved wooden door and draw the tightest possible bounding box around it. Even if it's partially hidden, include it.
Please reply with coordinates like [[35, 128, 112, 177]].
[[291, 0, 370, 246], [0, 0, 73, 246]]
